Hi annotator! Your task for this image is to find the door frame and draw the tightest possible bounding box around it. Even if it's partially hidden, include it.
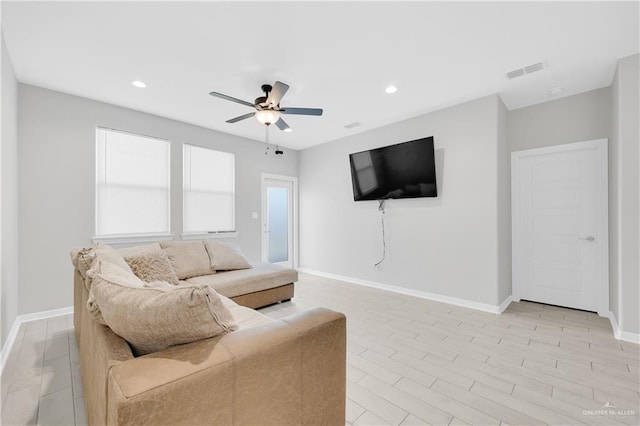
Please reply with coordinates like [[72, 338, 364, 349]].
[[261, 173, 299, 269], [511, 138, 609, 316]]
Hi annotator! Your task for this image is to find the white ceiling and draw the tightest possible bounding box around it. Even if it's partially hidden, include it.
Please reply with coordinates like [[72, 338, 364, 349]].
[[2, 1, 638, 150]]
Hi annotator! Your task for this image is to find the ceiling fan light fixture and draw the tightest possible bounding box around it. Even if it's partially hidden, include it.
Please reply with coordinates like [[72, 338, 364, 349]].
[[255, 109, 280, 125]]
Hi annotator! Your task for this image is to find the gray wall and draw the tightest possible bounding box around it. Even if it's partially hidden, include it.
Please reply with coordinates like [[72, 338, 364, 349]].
[[299, 95, 508, 307], [1, 33, 19, 348], [507, 87, 611, 152], [18, 85, 298, 315], [611, 54, 639, 334]]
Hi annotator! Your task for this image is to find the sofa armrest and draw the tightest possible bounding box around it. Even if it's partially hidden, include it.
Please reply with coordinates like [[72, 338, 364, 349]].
[[107, 308, 346, 426]]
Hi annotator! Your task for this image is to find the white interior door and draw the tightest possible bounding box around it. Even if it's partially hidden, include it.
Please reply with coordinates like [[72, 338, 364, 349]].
[[261, 175, 296, 268], [512, 139, 608, 314]]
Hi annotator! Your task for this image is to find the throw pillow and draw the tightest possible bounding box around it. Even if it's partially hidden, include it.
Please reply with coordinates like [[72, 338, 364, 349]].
[[86, 260, 146, 325], [89, 260, 237, 355], [160, 241, 213, 279], [95, 244, 134, 274], [71, 244, 133, 290], [124, 250, 180, 285], [204, 240, 253, 271]]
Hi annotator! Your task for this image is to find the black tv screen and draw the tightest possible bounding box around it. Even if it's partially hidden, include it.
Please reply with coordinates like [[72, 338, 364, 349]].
[[349, 136, 437, 201]]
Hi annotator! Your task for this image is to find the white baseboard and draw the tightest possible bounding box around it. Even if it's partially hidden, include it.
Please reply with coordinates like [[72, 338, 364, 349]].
[[497, 295, 515, 314], [607, 311, 640, 343], [0, 306, 73, 374], [298, 268, 513, 314], [0, 318, 23, 375]]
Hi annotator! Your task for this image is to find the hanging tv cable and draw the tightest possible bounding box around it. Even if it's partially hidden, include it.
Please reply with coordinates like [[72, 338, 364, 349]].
[[374, 199, 387, 267]]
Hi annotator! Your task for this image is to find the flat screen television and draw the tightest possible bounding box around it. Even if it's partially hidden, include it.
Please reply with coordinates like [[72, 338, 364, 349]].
[[349, 136, 437, 201]]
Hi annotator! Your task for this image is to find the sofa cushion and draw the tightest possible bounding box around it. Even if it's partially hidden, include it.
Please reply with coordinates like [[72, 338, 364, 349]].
[[124, 249, 180, 285], [89, 260, 237, 356], [185, 262, 298, 298], [204, 240, 252, 271], [117, 243, 162, 258], [160, 241, 213, 279]]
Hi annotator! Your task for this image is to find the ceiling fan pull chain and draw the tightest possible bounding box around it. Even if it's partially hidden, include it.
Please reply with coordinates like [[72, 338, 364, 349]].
[[264, 125, 270, 155]]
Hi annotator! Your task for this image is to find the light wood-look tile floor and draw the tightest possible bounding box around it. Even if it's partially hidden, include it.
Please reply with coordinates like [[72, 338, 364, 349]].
[[2, 273, 639, 425]]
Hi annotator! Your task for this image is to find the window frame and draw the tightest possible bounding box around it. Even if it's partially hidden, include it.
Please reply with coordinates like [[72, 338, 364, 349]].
[[181, 143, 237, 238], [93, 127, 172, 244]]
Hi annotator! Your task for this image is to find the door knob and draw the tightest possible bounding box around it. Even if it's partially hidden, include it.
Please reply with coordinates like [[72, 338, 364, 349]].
[[579, 236, 595, 242]]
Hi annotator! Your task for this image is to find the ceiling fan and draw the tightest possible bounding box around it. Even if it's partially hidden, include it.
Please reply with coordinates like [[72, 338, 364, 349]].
[[209, 81, 323, 132]]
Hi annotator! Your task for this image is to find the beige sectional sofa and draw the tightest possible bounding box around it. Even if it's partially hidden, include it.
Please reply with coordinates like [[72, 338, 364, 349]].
[[71, 240, 346, 425]]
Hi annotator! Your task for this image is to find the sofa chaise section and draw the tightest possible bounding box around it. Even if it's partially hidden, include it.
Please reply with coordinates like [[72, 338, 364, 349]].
[[186, 261, 297, 308]]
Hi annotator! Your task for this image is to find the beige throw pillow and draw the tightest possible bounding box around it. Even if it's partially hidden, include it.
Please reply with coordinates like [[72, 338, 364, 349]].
[[123, 248, 180, 285], [86, 260, 145, 325], [89, 260, 237, 355], [71, 244, 132, 290], [118, 243, 162, 258], [95, 244, 133, 274], [160, 241, 213, 279], [204, 241, 252, 271]]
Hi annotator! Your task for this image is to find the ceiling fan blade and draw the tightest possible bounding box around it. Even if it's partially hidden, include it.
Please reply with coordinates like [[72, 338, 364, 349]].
[[281, 107, 323, 116], [275, 117, 290, 131], [209, 91, 255, 108], [226, 112, 255, 123], [267, 81, 290, 106]]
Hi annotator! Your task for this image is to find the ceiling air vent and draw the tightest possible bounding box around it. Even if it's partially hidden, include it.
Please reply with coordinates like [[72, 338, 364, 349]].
[[524, 62, 545, 74], [506, 68, 525, 80], [344, 121, 362, 129], [506, 61, 546, 80]]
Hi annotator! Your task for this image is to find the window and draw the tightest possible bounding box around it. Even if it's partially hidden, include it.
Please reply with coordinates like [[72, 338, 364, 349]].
[[183, 144, 235, 233], [95, 128, 170, 237]]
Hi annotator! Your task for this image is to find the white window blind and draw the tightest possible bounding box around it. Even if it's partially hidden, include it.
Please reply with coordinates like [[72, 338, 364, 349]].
[[183, 144, 235, 233], [95, 128, 170, 237]]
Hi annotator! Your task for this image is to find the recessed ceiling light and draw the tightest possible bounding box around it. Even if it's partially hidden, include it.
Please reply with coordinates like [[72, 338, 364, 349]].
[[385, 85, 398, 94], [131, 80, 147, 88], [284, 128, 292, 133]]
